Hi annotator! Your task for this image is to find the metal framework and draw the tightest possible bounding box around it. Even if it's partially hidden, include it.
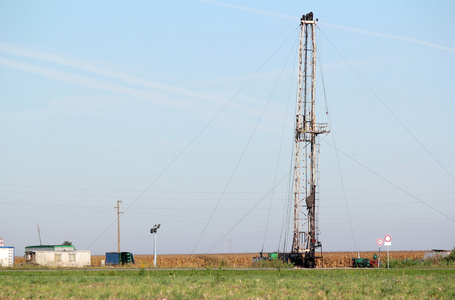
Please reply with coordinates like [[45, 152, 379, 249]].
[[291, 12, 328, 268]]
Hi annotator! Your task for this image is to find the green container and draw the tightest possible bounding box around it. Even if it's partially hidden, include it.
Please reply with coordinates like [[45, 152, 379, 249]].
[[268, 253, 278, 261], [120, 252, 135, 265]]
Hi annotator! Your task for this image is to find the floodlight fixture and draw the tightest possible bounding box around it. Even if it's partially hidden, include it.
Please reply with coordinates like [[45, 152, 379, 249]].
[[150, 224, 161, 234]]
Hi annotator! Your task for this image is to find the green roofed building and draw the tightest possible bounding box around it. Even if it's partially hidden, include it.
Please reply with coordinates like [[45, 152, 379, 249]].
[[25, 245, 75, 252]]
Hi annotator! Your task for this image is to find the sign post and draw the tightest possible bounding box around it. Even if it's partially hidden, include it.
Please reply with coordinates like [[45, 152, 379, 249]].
[[384, 235, 391, 269], [377, 238, 383, 268]]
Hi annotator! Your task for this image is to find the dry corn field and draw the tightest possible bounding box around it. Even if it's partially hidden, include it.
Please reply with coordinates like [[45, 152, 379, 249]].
[[13, 251, 426, 268], [86, 251, 427, 268], [317, 251, 426, 268]]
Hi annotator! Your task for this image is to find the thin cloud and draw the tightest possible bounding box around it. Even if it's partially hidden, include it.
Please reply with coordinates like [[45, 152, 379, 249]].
[[321, 23, 455, 53], [0, 42, 225, 106], [0, 44, 286, 131], [196, 0, 297, 21], [0, 57, 170, 104], [196, 1, 455, 53]]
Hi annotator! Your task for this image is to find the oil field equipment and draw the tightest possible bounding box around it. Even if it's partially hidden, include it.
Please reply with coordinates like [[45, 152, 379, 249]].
[[351, 254, 380, 268], [351, 258, 371, 268], [289, 12, 329, 268], [252, 252, 290, 263]]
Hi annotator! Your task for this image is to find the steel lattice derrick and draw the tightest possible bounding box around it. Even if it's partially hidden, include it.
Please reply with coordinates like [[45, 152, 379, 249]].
[[291, 13, 328, 267]]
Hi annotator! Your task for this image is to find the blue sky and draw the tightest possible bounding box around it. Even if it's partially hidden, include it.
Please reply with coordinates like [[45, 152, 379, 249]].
[[1, 1, 454, 255]]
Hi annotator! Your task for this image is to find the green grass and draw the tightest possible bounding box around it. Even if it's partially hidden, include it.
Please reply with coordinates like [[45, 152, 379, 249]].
[[0, 268, 454, 299], [387, 258, 454, 268], [252, 258, 295, 269]]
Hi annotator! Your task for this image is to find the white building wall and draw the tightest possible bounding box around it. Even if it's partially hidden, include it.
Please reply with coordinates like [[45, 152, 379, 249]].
[[424, 251, 451, 260], [0, 247, 15, 267], [35, 251, 55, 266], [32, 250, 91, 268], [74, 251, 91, 268]]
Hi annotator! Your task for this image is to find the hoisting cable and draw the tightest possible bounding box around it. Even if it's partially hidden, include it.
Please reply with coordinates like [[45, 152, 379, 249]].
[[317, 25, 455, 184], [261, 34, 299, 253], [191, 26, 300, 254], [316, 27, 360, 256], [87, 26, 300, 251]]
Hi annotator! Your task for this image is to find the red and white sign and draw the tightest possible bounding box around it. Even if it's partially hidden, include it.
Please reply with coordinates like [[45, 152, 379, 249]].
[[377, 238, 383, 246], [384, 235, 391, 246]]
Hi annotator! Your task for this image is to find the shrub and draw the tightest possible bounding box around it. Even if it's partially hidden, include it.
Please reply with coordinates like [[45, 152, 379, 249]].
[[252, 259, 294, 269], [442, 247, 455, 263], [386, 258, 432, 268]]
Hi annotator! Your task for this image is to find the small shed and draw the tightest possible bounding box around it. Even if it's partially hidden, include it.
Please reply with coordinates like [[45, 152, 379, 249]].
[[105, 252, 135, 265], [424, 249, 451, 260], [0, 247, 15, 267], [25, 245, 91, 268]]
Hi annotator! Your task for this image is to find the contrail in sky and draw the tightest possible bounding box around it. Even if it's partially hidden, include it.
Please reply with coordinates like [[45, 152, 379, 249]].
[[198, 0, 455, 53], [0, 56, 169, 104], [196, 0, 297, 21], [0, 42, 222, 105], [321, 23, 455, 53], [0, 43, 278, 129]]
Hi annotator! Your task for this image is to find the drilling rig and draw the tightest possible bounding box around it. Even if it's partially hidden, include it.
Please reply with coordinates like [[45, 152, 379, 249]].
[[290, 12, 329, 268]]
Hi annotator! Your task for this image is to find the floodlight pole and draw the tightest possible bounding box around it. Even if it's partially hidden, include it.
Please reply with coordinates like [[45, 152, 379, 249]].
[[154, 231, 157, 266], [150, 224, 160, 267]]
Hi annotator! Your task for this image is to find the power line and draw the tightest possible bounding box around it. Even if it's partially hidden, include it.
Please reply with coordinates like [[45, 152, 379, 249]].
[[0, 143, 292, 157], [192, 45, 286, 253], [323, 140, 455, 223], [317, 25, 455, 183], [86, 26, 300, 251], [317, 27, 359, 255], [2, 181, 451, 194], [261, 31, 299, 253], [277, 39, 299, 254], [206, 172, 290, 253]]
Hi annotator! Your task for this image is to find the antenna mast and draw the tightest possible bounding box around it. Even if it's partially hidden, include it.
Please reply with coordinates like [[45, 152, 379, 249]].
[[37, 223, 42, 245], [291, 12, 328, 268]]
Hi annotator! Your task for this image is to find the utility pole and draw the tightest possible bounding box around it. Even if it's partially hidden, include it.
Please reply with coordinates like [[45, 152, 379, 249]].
[[224, 239, 233, 254], [115, 201, 123, 252], [291, 12, 329, 268]]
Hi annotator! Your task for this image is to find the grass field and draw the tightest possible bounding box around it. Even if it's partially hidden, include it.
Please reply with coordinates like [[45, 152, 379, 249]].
[[1, 268, 454, 299]]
